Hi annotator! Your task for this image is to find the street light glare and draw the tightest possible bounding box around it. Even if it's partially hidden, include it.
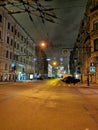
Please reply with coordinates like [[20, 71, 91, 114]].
[[41, 42, 45, 47], [53, 61, 57, 66], [40, 41, 47, 48]]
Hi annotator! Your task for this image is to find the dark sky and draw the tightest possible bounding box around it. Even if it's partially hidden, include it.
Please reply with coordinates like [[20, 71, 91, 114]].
[[6, 0, 88, 67]]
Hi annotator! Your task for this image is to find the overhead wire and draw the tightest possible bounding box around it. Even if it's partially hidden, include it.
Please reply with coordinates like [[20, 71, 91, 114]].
[[3, 0, 87, 44]]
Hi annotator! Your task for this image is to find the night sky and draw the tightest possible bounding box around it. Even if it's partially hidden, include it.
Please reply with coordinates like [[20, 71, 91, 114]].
[[6, 0, 88, 67]]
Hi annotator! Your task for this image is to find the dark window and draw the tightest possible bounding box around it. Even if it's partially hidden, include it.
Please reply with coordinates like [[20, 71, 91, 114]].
[[24, 49, 26, 53], [15, 29, 17, 35], [21, 47, 23, 52], [11, 26, 13, 32], [94, 39, 98, 51], [16, 55, 18, 61], [10, 52, 12, 59], [21, 35, 23, 40], [8, 22, 10, 30], [0, 30, 1, 39], [20, 57, 22, 62], [7, 36, 9, 44], [24, 59, 25, 63], [18, 32, 20, 37], [5, 64, 7, 70], [14, 54, 16, 60], [6, 51, 9, 58], [11, 39, 13, 46], [0, 14, 2, 22], [17, 44, 19, 49], [14, 41, 16, 48]]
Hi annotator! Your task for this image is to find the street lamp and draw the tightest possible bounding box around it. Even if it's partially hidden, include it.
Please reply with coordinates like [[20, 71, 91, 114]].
[[52, 61, 57, 66], [39, 41, 47, 49]]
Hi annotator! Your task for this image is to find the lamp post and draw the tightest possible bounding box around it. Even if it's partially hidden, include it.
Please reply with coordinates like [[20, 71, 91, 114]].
[[87, 68, 90, 86]]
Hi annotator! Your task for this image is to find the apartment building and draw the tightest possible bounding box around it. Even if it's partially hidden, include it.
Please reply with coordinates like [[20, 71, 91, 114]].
[[0, 7, 35, 81], [35, 45, 48, 78], [71, 0, 98, 83]]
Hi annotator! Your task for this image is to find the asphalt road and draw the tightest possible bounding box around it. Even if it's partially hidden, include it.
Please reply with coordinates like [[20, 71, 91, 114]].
[[0, 79, 98, 130]]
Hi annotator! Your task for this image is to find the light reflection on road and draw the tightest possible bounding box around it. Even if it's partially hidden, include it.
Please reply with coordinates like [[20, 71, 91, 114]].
[[0, 79, 98, 130]]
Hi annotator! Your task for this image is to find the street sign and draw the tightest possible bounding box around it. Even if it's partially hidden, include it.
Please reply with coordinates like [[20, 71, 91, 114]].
[[62, 49, 68, 56], [90, 67, 96, 73]]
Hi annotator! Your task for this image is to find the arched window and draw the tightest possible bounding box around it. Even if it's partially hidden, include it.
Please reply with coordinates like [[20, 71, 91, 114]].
[[94, 39, 98, 51], [93, 20, 98, 30]]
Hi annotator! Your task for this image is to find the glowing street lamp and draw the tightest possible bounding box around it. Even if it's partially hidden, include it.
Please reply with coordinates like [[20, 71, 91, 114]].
[[40, 41, 46, 49], [53, 61, 57, 66], [52, 61, 58, 66]]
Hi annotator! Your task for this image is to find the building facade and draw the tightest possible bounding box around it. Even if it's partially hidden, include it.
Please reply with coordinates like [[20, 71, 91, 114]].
[[0, 7, 35, 81], [35, 45, 48, 78], [71, 0, 98, 83]]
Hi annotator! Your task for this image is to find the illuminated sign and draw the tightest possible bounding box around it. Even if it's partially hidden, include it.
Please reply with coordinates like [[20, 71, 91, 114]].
[[62, 49, 68, 56], [90, 67, 96, 72]]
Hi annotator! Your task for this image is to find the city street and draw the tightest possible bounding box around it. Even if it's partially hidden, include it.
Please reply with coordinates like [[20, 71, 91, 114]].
[[0, 79, 98, 130]]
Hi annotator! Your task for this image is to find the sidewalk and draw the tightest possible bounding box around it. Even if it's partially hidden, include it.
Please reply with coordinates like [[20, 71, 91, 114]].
[[78, 82, 98, 88]]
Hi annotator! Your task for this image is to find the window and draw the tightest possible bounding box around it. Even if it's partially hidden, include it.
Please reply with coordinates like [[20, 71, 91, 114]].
[[7, 36, 9, 44], [16, 55, 18, 61], [11, 26, 13, 32], [8, 22, 10, 30], [0, 30, 1, 39], [14, 41, 16, 48], [93, 20, 98, 30], [10, 52, 12, 59], [11, 39, 13, 46], [0, 14, 2, 22], [15, 29, 17, 35], [18, 32, 20, 37], [24, 49, 26, 53], [20, 57, 22, 62], [94, 39, 98, 51], [6, 51, 9, 58], [17, 44, 19, 49], [21, 35, 23, 40], [21, 47, 23, 52], [5, 64, 7, 70], [24, 59, 25, 63]]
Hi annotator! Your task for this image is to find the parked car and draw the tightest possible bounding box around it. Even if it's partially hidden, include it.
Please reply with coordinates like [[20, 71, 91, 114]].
[[62, 76, 80, 85], [61, 74, 72, 81]]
